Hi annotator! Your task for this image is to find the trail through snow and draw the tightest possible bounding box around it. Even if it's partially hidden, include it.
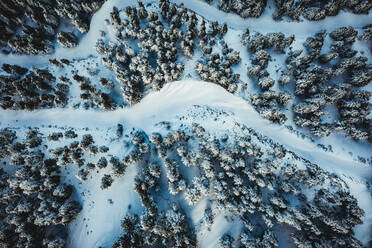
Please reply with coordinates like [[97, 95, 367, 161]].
[[1, 0, 371, 67], [0, 0, 371, 246], [1, 80, 370, 179], [1, 80, 371, 247]]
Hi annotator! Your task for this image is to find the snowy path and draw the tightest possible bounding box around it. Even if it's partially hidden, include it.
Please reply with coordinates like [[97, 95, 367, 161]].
[[1, 80, 371, 179], [0, 0, 371, 246], [1, 80, 371, 247], [1, 0, 371, 67]]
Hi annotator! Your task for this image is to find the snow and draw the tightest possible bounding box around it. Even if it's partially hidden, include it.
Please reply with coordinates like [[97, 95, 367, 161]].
[[1, 0, 371, 68], [2, 80, 370, 178], [174, 0, 371, 36], [0, 0, 371, 246], [2, 80, 372, 246], [66, 165, 141, 248]]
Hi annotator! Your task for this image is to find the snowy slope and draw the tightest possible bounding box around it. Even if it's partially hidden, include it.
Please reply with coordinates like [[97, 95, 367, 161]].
[[2, 80, 371, 247], [0, 0, 371, 247], [2, 80, 371, 178]]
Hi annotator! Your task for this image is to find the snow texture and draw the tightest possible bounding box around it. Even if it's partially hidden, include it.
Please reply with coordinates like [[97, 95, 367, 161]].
[[0, 0, 371, 247]]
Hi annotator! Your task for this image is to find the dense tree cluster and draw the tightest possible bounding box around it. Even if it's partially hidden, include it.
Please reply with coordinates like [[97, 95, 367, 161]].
[[205, 0, 267, 18], [187, 12, 239, 91], [112, 122, 364, 247], [244, 30, 294, 90], [99, 77, 115, 90], [358, 23, 372, 43], [113, 203, 196, 248], [0, 64, 69, 110], [0, 0, 105, 54], [243, 29, 294, 123], [0, 128, 81, 247], [272, 0, 372, 21], [195, 41, 241, 93], [204, 0, 371, 21], [101, 174, 113, 189], [56, 32, 78, 48], [48, 132, 112, 183], [73, 74, 117, 110], [251, 91, 292, 123], [237, 25, 371, 140], [96, 1, 189, 104], [279, 28, 372, 140], [218, 233, 236, 248], [96, 0, 233, 104], [113, 128, 197, 247]]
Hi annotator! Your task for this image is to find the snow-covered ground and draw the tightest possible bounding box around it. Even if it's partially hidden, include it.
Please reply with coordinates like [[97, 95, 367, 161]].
[[2, 80, 371, 177], [1, 0, 371, 67], [0, 0, 371, 247], [2, 80, 372, 247]]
